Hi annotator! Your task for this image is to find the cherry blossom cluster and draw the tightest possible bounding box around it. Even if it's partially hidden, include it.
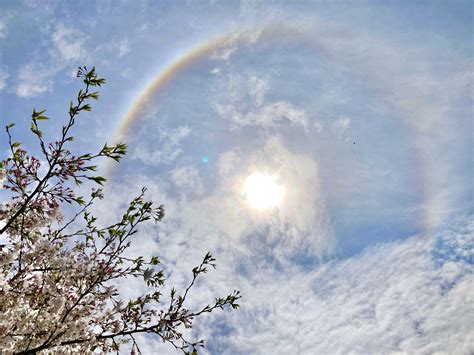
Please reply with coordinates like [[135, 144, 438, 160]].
[[0, 67, 240, 354]]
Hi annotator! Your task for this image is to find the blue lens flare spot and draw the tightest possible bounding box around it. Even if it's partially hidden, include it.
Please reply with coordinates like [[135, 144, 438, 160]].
[[201, 156, 209, 163]]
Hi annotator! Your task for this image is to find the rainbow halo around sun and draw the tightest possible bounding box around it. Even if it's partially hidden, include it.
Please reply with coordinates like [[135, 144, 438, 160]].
[[244, 172, 285, 209]]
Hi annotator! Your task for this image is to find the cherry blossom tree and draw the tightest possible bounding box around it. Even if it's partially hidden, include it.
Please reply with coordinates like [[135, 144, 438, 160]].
[[0, 67, 240, 354]]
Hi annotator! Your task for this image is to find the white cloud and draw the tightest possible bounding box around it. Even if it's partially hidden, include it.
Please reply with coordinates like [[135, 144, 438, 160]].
[[0, 68, 9, 91], [212, 100, 309, 129], [16, 64, 53, 98], [170, 165, 204, 196], [50, 23, 87, 63], [131, 125, 191, 166], [117, 39, 131, 57], [212, 33, 241, 61], [313, 120, 323, 133], [211, 74, 309, 130], [217, 151, 241, 176], [24, 0, 55, 11], [199, 215, 474, 354], [0, 15, 9, 39], [247, 76, 267, 107], [211, 27, 265, 61], [239, 0, 258, 17], [332, 115, 351, 137], [100, 38, 132, 59], [16, 23, 88, 98]]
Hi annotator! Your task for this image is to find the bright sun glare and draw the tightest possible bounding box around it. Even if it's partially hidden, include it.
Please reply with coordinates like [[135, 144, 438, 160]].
[[244, 172, 285, 209]]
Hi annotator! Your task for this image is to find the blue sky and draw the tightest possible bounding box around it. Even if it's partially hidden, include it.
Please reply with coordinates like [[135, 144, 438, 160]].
[[1, 1, 473, 353]]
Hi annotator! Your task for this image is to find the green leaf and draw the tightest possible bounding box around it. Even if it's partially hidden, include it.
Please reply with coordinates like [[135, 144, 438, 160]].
[[90, 176, 107, 185], [74, 178, 83, 186], [81, 103, 92, 112], [32, 108, 47, 120], [11, 142, 20, 148], [74, 196, 85, 205], [6, 123, 14, 129]]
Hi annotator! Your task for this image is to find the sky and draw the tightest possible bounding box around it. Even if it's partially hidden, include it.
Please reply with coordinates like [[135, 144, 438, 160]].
[[0, 1, 473, 354]]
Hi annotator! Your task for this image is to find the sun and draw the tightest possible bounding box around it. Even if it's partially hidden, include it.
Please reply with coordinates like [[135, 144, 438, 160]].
[[244, 172, 285, 209]]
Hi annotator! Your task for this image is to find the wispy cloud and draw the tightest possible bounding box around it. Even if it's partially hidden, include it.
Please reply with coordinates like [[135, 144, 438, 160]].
[[131, 125, 191, 166], [50, 23, 87, 63], [332, 115, 351, 137], [211, 75, 309, 130], [16, 64, 54, 98], [117, 39, 131, 57], [16, 22, 89, 98], [0, 15, 10, 39], [98, 38, 132, 61], [211, 27, 265, 61], [170, 165, 204, 197], [0, 68, 9, 91], [212, 100, 309, 130]]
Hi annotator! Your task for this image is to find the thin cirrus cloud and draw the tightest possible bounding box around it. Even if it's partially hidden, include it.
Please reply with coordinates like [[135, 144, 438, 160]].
[[50, 23, 88, 63], [131, 124, 191, 166], [211, 75, 309, 130], [0, 15, 9, 39], [16, 64, 54, 98], [0, 68, 9, 91], [14, 21, 134, 98], [16, 23, 89, 98]]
